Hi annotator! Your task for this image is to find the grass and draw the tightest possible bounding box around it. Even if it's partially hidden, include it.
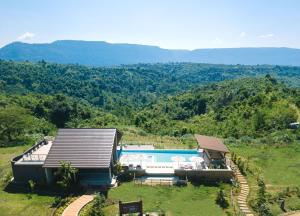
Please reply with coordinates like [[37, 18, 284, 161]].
[[229, 142, 300, 188], [0, 145, 56, 216], [81, 182, 233, 216], [229, 142, 300, 215]]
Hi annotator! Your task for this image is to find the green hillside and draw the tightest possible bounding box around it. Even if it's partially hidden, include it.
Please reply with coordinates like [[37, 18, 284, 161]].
[[1, 60, 300, 114], [135, 76, 300, 141], [1, 61, 300, 215]]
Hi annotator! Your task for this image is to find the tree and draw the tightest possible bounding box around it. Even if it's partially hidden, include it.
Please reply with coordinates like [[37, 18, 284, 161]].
[[0, 106, 34, 145], [253, 111, 265, 131], [50, 100, 72, 128], [26, 179, 36, 199], [215, 188, 229, 209], [55, 161, 78, 191], [88, 193, 105, 216], [255, 177, 272, 216]]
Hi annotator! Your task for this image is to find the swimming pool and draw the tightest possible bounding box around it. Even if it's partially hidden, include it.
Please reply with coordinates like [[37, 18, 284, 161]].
[[118, 149, 202, 163]]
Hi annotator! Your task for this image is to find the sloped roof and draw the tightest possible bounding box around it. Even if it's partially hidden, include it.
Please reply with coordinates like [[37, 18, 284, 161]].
[[195, 134, 229, 153], [43, 128, 121, 168]]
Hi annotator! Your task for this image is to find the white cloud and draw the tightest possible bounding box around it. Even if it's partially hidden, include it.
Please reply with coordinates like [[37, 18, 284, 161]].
[[240, 32, 247, 38], [259, 33, 274, 38], [17, 32, 35, 41]]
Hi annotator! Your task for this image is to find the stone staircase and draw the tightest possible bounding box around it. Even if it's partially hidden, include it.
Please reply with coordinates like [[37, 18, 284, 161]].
[[235, 169, 254, 216]]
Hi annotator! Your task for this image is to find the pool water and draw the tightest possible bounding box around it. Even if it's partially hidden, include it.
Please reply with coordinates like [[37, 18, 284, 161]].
[[118, 149, 202, 163]]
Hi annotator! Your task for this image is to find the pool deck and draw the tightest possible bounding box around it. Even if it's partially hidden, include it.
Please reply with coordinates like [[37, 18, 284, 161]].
[[119, 148, 208, 174], [121, 144, 155, 150]]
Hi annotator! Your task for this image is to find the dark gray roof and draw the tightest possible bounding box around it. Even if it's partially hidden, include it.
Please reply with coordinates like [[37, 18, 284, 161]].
[[43, 128, 121, 168]]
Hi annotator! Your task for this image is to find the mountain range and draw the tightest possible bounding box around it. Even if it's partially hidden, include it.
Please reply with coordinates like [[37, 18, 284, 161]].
[[0, 40, 300, 66]]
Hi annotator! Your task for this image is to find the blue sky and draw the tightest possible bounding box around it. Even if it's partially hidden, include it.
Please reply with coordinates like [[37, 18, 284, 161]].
[[1, 0, 300, 49]]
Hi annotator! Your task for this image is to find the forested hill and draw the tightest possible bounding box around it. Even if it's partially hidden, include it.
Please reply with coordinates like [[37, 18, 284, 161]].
[[1, 60, 300, 113], [2, 74, 300, 147], [135, 76, 300, 142], [1, 40, 300, 66]]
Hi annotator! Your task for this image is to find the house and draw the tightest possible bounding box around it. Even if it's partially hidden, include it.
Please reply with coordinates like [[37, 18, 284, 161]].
[[11, 128, 122, 186]]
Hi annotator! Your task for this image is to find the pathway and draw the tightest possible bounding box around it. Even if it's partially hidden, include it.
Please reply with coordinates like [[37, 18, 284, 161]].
[[280, 211, 300, 216], [235, 169, 254, 216], [62, 195, 94, 216]]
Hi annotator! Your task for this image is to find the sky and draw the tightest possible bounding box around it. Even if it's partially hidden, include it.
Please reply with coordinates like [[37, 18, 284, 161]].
[[1, 0, 300, 49]]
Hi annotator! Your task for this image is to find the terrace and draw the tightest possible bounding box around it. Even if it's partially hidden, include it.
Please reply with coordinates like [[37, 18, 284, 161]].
[[14, 140, 53, 164]]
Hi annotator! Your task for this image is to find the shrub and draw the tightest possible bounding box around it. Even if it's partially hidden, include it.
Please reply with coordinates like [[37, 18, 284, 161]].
[[1, 171, 12, 186], [254, 177, 272, 216], [88, 193, 105, 216], [28, 179, 36, 192], [215, 188, 229, 209], [55, 161, 78, 192]]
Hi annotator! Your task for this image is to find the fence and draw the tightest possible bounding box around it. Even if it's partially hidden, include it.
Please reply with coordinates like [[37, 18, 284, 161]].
[[133, 178, 175, 186]]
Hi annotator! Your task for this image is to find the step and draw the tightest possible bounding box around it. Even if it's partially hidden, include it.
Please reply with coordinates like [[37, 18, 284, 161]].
[[240, 194, 248, 197], [242, 210, 252, 214], [239, 192, 248, 196], [241, 209, 251, 213], [238, 198, 247, 202], [240, 182, 248, 185], [239, 204, 248, 208], [241, 188, 249, 192], [240, 191, 249, 195]]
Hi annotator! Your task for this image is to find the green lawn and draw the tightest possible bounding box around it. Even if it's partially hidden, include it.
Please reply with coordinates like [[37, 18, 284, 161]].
[[229, 142, 300, 188], [0, 146, 55, 216], [81, 182, 232, 216], [229, 142, 300, 215]]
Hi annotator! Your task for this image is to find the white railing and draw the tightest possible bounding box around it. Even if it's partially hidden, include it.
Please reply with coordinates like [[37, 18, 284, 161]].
[[22, 154, 47, 162]]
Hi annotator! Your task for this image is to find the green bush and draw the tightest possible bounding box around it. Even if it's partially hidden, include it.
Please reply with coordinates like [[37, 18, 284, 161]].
[[88, 193, 105, 216], [215, 189, 229, 209]]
